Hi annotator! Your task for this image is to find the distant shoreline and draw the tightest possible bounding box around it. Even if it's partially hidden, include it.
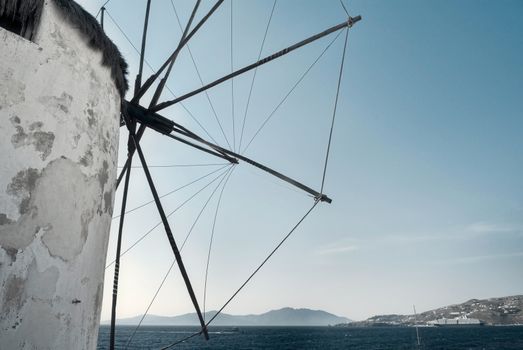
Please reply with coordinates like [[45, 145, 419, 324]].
[[107, 307, 350, 327], [335, 323, 523, 328], [100, 324, 523, 328]]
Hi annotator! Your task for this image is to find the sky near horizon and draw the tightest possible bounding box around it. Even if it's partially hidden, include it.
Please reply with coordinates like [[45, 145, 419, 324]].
[[76, 0, 522, 321]]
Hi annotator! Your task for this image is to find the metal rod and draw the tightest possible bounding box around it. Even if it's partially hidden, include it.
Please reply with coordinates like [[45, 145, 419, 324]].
[[130, 131, 210, 341], [109, 136, 134, 350], [134, 0, 152, 97], [152, 16, 362, 112], [132, 0, 225, 103]]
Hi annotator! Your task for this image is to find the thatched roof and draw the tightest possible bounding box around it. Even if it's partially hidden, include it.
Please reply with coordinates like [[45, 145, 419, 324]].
[[0, 0, 128, 95]]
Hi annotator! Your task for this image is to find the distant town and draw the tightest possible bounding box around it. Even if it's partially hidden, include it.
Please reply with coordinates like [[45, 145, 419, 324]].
[[337, 295, 523, 327]]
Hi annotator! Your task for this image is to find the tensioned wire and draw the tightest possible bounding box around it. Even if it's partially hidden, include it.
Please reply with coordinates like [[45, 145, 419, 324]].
[[105, 165, 233, 269], [339, 0, 350, 17], [242, 29, 344, 155], [169, 0, 232, 151], [321, 28, 349, 194], [123, 166, 234, 349], [202, 167, 235, 320], [95, 0, 111, 19], [238, 0, 277, 153], [112, 164, 230, 220], [206, 20, 351, 330]]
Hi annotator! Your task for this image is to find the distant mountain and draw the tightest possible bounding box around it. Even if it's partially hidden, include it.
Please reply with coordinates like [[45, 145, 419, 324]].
[[110, 307, 351, 326], [340, 295, 523, 327]]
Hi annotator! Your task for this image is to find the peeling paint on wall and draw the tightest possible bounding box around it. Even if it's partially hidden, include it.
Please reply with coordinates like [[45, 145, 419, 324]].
[[38, 92, 73, 121], [2, 275, 26, 318], [0, 68, 26, 107], [6, 167, 40, 215], [0, 214, 14, 225], [10, 116, 55, 160]]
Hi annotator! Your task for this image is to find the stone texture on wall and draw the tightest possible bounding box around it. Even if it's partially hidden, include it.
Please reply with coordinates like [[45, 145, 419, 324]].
[[0, 1, 120, 349]]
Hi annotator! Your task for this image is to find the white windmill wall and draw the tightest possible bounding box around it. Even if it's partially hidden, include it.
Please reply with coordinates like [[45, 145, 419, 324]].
[[0, 1, 121, 349]]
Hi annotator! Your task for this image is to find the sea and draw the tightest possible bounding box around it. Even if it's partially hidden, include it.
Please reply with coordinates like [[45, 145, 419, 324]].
[[97, 325, 523, 349]]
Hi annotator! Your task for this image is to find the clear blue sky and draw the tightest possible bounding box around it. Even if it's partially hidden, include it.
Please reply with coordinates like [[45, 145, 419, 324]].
[[77, 0, 522, 321]]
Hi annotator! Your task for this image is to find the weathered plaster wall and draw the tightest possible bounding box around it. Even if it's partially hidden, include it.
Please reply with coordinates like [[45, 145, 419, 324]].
[[0, 1, 120, 349]]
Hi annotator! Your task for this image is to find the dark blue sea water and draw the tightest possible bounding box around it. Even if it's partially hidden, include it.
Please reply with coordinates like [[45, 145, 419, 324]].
[[97, 325, 523, 349]]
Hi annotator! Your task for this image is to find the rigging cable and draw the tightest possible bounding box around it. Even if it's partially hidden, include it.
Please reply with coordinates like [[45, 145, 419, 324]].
[[104, 9, 220, 147], [95, 0, 112, 19], [339, 0, 350, 17], [160, 331, 201, 350], [204, 200, 318, 326], [124, 167, 234, 349], [160, 200, 319, 350], [169, 0, 229, 150], [320, 28, 349, 194], [238, 0, 277, 152], [125, 260, 176, 350], [105, 165, 233, 269], [112, 164, 229, 219], [242, 29, 344, 154], [203, 168, 235, 320]]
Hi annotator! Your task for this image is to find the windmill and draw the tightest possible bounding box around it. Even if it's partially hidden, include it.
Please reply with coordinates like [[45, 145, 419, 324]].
[[104, 2, 360, 347], [0, 0, 361, 349]]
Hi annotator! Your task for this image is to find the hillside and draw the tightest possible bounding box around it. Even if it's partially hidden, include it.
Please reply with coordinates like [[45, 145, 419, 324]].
[[344, 295, 523, 326], [112, 307, 351, 326]]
